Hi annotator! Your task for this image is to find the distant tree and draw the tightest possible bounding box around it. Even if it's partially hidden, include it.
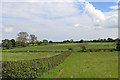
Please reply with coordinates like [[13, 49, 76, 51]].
[[103, 39, 107, 42], [49, 41, 53, 43], [29, 34, 37, 44], [2, 39, 12, 49], [16, 32, 29, 47], [38, 41, 42, 45], [70, 39, 74, 43], [107, 38, 114, 42], [116, 39, 120, 51], [93, 40, 97, 42], [10, 39, 16, 47], [66, 40, 70, 43], [43, 40, 48, 45], [16, 32, 29, 43], [79, 40, 84, 43]]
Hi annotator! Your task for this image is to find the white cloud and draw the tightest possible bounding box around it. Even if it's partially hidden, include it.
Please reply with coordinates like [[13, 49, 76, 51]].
[[1, 1, 118, 40], [4, 27, 14, 32], [84, 1, 105, 28], [74, 24, 80, 27], [84, 1, 118, 29], [109, 5, 119, 9]]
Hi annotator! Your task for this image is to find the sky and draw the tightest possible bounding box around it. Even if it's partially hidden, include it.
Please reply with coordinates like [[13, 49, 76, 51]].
[[0, 0, 119, 42]]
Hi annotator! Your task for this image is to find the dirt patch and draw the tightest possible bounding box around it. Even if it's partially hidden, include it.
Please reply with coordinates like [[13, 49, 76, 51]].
[[56, 68, 64, 78]]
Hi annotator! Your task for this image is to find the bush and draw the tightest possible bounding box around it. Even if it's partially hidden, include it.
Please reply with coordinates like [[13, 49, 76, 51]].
[[81, 46, 87, 52], [68, 47, 73, 51]]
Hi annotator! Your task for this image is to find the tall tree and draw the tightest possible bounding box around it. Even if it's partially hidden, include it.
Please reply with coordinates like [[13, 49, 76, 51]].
[[10, 39, 16, 47], [29, 34, 37, 44], [16, 32, 29, 47], [16, 32, 29, 43]]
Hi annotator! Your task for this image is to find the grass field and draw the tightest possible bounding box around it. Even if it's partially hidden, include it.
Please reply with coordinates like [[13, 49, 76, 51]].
[[40, 52, 118, 78], [2, 42, 118, 78], [3, 42, 116, 52], [2, 52, 60, 61]]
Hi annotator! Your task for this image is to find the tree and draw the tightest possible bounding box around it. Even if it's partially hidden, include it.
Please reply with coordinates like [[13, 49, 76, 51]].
[[81, 45, 87, 52], [16, 32, 29, 43], [16, 32, 29, 47], [2, 39, 12, 49], [116, 39, 120, 51], [70, 39, 74, 43], [79, 40, 84, 43], [38, 41, 42, 45], [29, 34, 37, 45], [10, 39, 16, 47], [49, 41, 53, 43], [107, 38, 114, 42], [43, 40, 48, 45]]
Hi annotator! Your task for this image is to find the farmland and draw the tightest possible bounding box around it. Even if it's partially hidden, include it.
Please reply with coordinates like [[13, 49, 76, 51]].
[[41, 52, 118, 78], [3, 42, 116, 52], [2, 42, 118, 78], [2, 52, 60, 61]]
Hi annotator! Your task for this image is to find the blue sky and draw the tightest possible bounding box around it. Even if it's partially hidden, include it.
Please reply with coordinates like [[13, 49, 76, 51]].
[[1, 1, 118, 41], [90, 2, 118, 12]]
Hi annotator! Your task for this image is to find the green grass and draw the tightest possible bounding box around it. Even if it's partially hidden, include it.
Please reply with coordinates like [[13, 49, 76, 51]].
[[3, 42, 116, 52], [2, 52, 60, 61], [2, 42, 118, 78], [40, 52, 118, 78]]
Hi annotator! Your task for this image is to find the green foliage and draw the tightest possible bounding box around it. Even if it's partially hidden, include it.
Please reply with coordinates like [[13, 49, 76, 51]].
[[79, 39, 84, 43], [2, 51, 71, 78], [15, 41, 27, 47], [81, 45, 87, 52], [29, 34, 37, 44], [43, 40, 48, 45], [116, 39, 120, 51], [2, 39, 12, 49], [16, 32, 29, 43], [68, 47, 73, 51], [10, 39, 16, 47]]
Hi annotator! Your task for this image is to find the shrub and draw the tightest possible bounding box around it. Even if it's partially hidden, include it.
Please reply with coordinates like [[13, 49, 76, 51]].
[[81, 46, 87, 52], [68, 47, 73, 51]]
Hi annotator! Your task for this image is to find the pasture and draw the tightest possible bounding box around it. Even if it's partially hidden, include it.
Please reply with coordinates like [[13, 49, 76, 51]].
[[3, 42, 116, 52], [2, 52, 60, 61], [2, 42, 118, 78], [40, 52, 118, 78]]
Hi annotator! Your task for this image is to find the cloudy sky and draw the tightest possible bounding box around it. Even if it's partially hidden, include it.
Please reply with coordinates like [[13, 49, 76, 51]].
[[0, 0, 119, 41]]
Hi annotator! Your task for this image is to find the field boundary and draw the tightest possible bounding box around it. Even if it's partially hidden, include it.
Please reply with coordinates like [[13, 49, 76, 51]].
[[2, 49, 119, 53], [81, 49, 119, 52], [1, 50, 65, 53]]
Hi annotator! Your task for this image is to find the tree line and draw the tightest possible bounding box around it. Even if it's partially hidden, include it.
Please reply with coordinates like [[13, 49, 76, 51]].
[[1, 32, 120, 50], [1, 32, 49, 49]]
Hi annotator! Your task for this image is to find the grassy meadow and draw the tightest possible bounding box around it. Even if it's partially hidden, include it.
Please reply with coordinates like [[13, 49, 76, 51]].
[[2, 52, 60, 61], [2, 42, 118, 78], [40, 52, 118, 78], [3, 42, 116, 52]]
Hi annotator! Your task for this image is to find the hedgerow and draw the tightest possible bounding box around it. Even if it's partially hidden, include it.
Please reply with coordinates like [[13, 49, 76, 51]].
[[2, 51, 71, 78]]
